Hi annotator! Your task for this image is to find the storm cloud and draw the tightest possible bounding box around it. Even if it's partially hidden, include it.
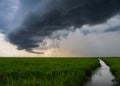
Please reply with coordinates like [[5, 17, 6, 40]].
[[7, 0, 120, 53]]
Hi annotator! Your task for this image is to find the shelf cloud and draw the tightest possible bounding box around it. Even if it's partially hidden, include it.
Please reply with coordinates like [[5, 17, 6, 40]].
[[0, 0, 120, 54]]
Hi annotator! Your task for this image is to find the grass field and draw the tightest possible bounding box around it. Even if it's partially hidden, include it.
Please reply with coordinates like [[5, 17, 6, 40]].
[[0, 58, 99, 86], [102, 58, 120, 84]]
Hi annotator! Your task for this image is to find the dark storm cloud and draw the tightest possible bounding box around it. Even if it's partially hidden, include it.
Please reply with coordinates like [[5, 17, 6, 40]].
[[26, 49, 44, 54], [0, 19, 7, 33], [0, 0, 18, 33], [0, 0, 11, 33], [7, 0, 120, 53]]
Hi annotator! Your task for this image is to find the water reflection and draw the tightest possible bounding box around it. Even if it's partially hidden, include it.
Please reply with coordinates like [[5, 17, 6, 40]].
[[86, 59, 116, 86]]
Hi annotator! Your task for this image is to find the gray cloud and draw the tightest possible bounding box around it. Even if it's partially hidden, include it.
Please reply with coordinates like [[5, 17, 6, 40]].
[[0, 0, 19, 33], [56, 31, 120, 57], [48, 17, 120, 57], [104, 26, 120, 32], [7, 0, 120, 53]]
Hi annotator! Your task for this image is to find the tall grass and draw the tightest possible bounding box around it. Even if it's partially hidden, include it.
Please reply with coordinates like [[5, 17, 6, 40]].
[[0, 58, 99, 86], [102, 58, 120, 85]]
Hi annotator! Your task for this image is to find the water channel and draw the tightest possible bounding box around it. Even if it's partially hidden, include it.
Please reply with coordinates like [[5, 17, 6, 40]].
[[86, 59, 116, 86]]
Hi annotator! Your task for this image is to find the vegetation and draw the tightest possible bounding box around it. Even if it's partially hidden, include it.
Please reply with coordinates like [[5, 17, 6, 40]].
[[0, 58, 99, 86], [102, 58, 120, 84]]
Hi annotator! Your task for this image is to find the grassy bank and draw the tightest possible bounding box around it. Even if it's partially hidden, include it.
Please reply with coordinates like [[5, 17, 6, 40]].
[[0, 58, 99, 86], [102, 58, 120, 84]]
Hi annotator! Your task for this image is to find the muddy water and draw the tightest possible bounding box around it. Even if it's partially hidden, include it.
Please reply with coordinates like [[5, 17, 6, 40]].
[[86, 59, 116, 86]]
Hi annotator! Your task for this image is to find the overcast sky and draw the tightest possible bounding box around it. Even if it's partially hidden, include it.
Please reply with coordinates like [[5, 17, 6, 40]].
[[0, 0, 120, 57]]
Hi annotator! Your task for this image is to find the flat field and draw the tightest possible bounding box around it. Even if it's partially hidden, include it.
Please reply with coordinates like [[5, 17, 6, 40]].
[[102, 58, 120, 84], [0, 58, 99, 86]]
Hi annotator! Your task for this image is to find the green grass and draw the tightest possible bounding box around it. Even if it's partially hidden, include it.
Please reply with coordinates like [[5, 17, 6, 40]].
[[102, 58, 120, 84], [0, 58, 99, 86]]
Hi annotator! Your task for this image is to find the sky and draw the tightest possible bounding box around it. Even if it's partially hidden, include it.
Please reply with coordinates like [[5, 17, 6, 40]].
[[0, 0, 120, 57]]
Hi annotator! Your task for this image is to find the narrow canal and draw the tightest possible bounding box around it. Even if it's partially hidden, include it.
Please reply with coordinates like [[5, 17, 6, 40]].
[[86, 59, 116, 86]]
